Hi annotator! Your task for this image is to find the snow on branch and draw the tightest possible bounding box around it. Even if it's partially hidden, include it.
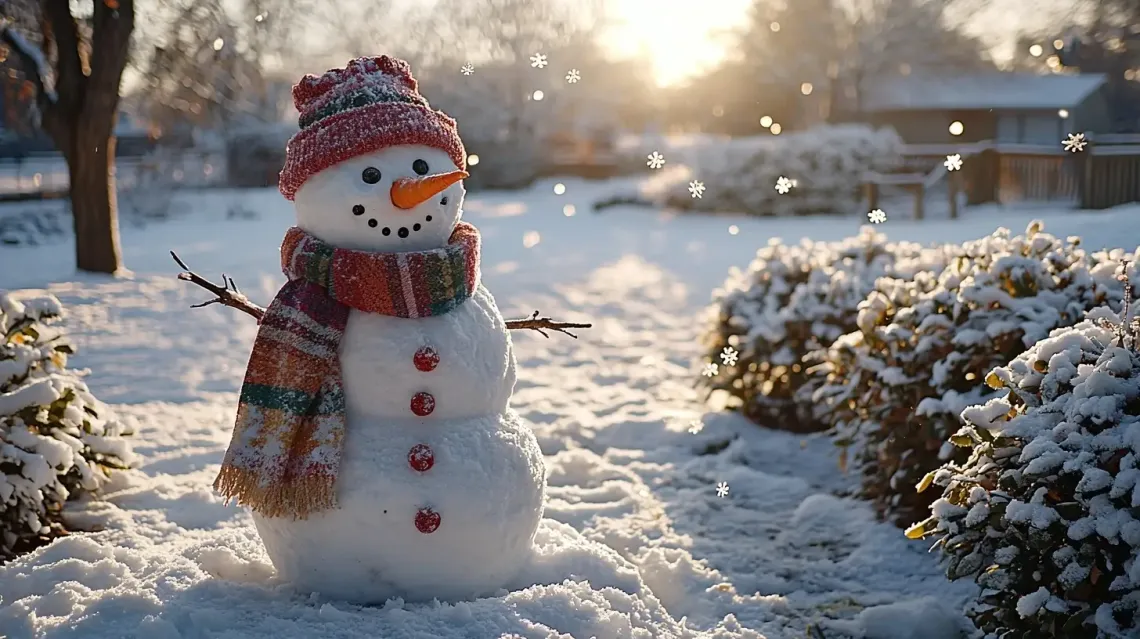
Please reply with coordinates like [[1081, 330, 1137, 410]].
[[0, 24, 58, 104]]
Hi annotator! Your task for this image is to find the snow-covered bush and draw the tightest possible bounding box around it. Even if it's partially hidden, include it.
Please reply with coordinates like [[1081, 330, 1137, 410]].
[[915, 295, 1140, 638], [0, 293, 135, 561], [697, 227, 949, 432], [812, 222, 1119, 526], [661, 125, 903, 216]]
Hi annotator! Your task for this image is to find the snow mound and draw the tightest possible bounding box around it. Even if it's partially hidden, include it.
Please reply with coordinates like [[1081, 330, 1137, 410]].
[[0, 513, 700, 639]]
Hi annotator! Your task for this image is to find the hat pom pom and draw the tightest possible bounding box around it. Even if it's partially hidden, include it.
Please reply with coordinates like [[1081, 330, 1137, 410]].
[[292, 55, 418, 114]]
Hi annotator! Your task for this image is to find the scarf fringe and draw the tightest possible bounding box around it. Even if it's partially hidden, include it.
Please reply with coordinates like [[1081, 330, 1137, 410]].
[[214, 465, 336, 520]]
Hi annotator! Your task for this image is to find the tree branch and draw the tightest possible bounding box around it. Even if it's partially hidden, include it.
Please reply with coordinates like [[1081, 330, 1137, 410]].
[[0, 22, 61, 137], [170, 251, 266, 321], [504, 310, 591, 339], [82, 0, 134, 143], [41, 0, 85, 117], [171, 254, 593, 339]]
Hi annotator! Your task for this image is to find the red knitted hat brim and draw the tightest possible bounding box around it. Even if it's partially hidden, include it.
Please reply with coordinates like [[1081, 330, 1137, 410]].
[[279, 102, 467, 201]]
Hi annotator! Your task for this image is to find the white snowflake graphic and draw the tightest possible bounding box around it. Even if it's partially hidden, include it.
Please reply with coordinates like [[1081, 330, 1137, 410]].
[[688, 180, 705, 198], [565, 69, 581, 83], [868, 209, 887, 224], [530, 53, 548, 68], [687, 420, 704, 434], [647, 151, 666, 169], [775, 176, 794, 194], [460, 63, 474, 76], [1063, 132, 1087, 153], [720, 346, 739, 366], [944, 153, 962, 171], [701, 362, 719, 377], [716, 481, 730, 498]]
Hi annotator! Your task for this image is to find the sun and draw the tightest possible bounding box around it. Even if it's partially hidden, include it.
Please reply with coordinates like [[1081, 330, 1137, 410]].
[[602, 0, 751, 87]]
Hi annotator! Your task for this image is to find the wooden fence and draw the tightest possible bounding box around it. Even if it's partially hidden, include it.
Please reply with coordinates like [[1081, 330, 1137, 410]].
[[865, 134, 1140, 219]]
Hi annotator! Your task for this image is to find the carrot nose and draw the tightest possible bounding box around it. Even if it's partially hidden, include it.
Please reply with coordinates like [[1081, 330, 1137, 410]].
[[390, 170, 469, 210]]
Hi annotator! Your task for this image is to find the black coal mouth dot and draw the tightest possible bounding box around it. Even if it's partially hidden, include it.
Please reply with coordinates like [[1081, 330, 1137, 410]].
[[426, 215, 433, 222], [367, 218, 378, 228], [398, 227, 409, 238], [440, 197, 448, 205], [382, 227, 391, 236], [353, 204, 365, 216], [413, 223, 421, 232]]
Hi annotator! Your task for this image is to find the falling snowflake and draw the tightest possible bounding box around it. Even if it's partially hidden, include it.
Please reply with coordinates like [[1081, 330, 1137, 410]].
[[720, 346, 739, 366], [647, 151, 666, 169], [460, 63, 474, 76], [687, 420, 704, 434], [944, 153, 962, 171], [1063, 132, 1087, 153], [868, 209, 887, 224], [701, 362, 719, 377], [565, 69, 581, 83], [688, 180, 705, 198], [530, 53, 548, 68], [775, 176, 794, 194], [716, 481, 730, 498]]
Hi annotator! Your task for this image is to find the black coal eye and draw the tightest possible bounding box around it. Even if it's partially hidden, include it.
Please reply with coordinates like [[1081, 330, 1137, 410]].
[[412, 159, 429, 176], [362, 167, 381, 184]]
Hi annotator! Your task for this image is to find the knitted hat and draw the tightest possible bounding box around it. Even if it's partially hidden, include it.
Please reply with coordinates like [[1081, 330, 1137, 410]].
[[279, 56, 466, 201]]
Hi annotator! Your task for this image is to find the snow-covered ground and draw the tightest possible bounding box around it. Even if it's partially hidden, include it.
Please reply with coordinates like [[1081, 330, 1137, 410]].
[[2, 176, 1139, 639]]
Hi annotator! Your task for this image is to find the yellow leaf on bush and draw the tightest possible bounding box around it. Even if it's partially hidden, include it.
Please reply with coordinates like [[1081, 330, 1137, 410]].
[[985, 371, 1003, 389], [904, 521, 926, 539], [950, 434, 974, 447], [916, 471, 936, 493]]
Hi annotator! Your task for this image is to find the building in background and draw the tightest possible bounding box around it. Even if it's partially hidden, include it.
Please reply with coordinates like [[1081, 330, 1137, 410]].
[[851, 72, 1111, 145]]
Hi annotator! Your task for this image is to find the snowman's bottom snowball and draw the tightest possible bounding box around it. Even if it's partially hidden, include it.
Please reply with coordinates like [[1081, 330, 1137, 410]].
[[252, 409, 545, 604]]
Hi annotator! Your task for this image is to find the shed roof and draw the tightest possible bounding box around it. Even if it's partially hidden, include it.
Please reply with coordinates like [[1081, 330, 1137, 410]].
[[860, 72, 1108, 112]]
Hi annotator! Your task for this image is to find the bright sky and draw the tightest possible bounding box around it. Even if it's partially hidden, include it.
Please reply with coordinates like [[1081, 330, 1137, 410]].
[[604, 0, 753, 87], [601, 0, 1069, 87]]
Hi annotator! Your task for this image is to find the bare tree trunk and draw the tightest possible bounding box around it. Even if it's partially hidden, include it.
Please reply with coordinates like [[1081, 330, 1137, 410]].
[[2, 0, 133, 275], [67, 136, 123, 273]]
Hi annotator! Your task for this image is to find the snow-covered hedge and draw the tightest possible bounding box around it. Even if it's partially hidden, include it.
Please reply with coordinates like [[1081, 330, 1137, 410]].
[[811, 222, 1118, 526], [916, 296, 1140, 638], [0, 293, 134, 560], [697, 227, 949, 432], [661, 125, 903, 216]]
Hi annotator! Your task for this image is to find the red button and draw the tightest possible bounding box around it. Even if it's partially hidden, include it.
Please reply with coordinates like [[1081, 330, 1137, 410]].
[[410, 392, 435, 416], [408, 444, 434, 472], [413, 346, 439, 372], [415, 507, 441, 533]]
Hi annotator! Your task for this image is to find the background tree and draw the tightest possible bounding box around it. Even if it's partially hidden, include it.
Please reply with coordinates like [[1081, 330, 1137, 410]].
[[707, 0, 991, 133], [135, 0, 308, 138], [1, 0, 134, 274]]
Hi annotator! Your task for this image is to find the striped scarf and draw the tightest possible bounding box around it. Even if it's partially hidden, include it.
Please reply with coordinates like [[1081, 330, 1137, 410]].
[[214, 223, 481, 519]]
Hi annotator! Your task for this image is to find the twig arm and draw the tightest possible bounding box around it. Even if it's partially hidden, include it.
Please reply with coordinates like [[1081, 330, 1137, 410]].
[[172, 253, 591, 339], [505, 311, 592, 339], [171, 251, 265, 321]]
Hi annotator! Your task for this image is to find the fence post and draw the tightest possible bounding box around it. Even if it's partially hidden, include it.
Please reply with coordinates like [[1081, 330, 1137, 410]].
[[913, 184, 925, 220], [1079, 134, 1095, 209], [966, 148, 998, 205], [948, 170, 959, 219], [865, 181, 880, 212]]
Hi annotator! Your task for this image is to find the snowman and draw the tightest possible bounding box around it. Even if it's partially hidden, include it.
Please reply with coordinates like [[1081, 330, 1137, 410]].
[[206, 56, 563, 604]]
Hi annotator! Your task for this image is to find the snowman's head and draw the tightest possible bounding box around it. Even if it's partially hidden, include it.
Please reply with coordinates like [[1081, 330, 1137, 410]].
[[293, 145, 467, 252], [279, 56, 468, 253]]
